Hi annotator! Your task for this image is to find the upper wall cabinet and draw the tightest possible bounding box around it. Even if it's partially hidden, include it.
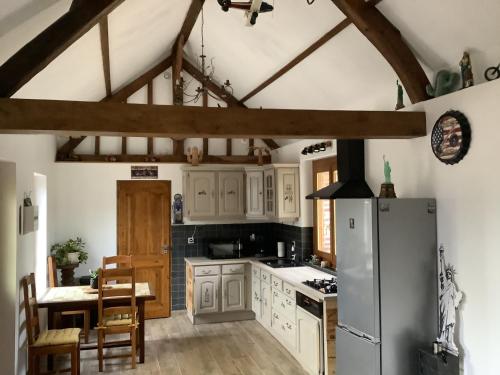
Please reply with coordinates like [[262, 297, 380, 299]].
[[245, 169, 265, 218], [185, 171, 217, 218], [218, 172, 244, 217], [275, 167, 300, 220], [264, 168, 275, 217]]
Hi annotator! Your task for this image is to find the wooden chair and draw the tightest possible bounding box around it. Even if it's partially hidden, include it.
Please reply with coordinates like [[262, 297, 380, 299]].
[[97, 265, 137, 371], [102, 255, 132, 269], [22, 273, 81, 375], [48, 256, 90, 344]]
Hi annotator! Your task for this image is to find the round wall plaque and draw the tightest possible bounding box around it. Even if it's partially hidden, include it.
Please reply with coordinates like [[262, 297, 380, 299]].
[[431, 110, 471, 165]]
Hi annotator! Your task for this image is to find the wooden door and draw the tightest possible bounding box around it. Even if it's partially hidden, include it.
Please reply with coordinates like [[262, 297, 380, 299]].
[[218, 172, 244, 217], [246, 170, 264, 217], [187, 172, 216, 218], [194, 276, 219, 314], [117, 180, 171, 319], [222, 274, 245, 312]]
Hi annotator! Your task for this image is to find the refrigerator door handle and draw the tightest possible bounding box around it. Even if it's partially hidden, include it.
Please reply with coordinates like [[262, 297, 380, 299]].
[[337, 324, 381, 344]]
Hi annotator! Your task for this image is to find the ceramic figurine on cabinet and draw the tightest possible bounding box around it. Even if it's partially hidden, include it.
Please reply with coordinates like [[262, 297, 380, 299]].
[[187, 147, 203, 166], [379, 155, 396, 198], [426, 70, 460, 97], [438, 244, 463, 355], [460, 52, 474, 88]]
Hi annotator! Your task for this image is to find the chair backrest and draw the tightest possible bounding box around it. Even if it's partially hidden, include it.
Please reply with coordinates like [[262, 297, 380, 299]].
[[97, 266, 136, 329], [47, 256, 58, 287], [22, 273, 40, 346], [102, 255, 132, 270]]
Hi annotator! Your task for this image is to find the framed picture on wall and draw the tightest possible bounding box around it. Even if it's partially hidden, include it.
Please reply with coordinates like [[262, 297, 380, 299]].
[[131, 166, 158, 179], [431, 110, 471, 165]]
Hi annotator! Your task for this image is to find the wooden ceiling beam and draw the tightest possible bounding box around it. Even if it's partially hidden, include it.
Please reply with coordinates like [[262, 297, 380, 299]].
[[331, 0, 429, 103], [240, 18, 352, 103], [104, 56, 173, 102], [0, 0, 125, 97], [178, 0, 206, 42], [0, 98, 427, 139], [182, 59, 280, 150], [56, 136, 86, 159], [99, 16, 112, 97]]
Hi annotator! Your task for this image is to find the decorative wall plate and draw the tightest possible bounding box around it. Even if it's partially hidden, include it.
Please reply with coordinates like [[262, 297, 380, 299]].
[[431, 110, 471, 165]]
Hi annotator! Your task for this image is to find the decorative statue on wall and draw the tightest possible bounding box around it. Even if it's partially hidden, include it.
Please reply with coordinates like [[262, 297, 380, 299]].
[[438, 244, 463, 355], [460, 52, 474, 88], [426, 70, 460, 97], [395, 80, 405, 110]]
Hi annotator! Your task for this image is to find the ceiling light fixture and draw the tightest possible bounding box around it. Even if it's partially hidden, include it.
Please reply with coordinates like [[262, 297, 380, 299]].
[[184, 8, 233, 104]]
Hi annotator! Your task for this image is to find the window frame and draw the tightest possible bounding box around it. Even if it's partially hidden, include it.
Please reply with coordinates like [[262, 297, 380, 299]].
[[312, 156, 337, 268]]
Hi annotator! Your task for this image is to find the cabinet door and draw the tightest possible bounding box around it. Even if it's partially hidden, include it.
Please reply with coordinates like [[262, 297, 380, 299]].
[[246, 171, 264, 217], [251, 277, 261, 319], [218, 172, 244, 217], [260, 281, 272, 327], [276, 168, 300, 219], [264, 169, 275, 217], [194, 275, 219, 315], [222, 274, 245, 312], [297, 308, 323, 375], [187, 172, 216, 218]]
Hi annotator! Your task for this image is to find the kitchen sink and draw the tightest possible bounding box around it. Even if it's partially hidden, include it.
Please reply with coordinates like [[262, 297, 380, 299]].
[[259, 259, 301, 268]]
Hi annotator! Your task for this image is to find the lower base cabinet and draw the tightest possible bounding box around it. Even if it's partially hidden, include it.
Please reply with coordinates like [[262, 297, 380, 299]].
[[194, 275, 219, 314], [297, 307, 323, 375], [222, 274, 245, 312]]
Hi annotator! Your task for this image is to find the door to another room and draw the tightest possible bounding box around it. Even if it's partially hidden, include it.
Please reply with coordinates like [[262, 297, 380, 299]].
[[117, 181, 171, 319]]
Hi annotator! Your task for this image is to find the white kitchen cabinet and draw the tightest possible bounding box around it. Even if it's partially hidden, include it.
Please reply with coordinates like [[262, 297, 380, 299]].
[[275, 167, 300, 219], [222, 274, 245, 312], [260, 281, 272, 327], [194, 275, 219, 314], [218, 171, 244, 217], [297, 307, 323, 375], [252, 276, 261, 319], [245, 169, 264, 218], [186, 171, 216, 218], [264, 168, 275, 217]]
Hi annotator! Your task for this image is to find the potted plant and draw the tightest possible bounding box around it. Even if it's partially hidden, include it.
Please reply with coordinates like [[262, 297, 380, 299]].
[[89, 268, 101, 289], [50, 237, 88, 286]]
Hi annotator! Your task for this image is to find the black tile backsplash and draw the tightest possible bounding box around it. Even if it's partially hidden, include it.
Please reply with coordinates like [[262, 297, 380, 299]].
[[170, 222, 313, 310]]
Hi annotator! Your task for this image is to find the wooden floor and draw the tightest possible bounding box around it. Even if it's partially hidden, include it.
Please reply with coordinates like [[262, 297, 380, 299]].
[[59, 311, 308, 374]]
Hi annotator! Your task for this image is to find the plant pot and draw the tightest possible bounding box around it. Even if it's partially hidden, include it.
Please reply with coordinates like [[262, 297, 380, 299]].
[[59, 264, 77, 286], [90, 277, 98, 289], [67, 252, 80, 264]]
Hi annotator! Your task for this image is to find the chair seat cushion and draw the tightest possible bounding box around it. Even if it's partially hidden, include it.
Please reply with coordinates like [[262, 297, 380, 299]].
[[33, 328, 81, 347], [103, 314, 137, 327]]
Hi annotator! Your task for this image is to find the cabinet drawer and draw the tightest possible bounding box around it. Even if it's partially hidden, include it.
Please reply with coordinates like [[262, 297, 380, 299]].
[[271, 275, 283, 291], [222, 264, 245, 275], [194, 265, 220, 276], [261, 270, 271, 284], [274, 292, 296, 321], [252, 266, 261, 279], [283, 282, 295, 300], [272, 309, 296, 350]]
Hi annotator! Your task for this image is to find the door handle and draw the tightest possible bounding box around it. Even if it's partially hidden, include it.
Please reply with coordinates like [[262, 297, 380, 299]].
[[161, 245, 171, 254]]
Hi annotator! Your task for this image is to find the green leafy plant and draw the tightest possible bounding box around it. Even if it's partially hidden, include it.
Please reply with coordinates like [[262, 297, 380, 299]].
[[89, 268, 101, 279], [50, 237, 88, 267]]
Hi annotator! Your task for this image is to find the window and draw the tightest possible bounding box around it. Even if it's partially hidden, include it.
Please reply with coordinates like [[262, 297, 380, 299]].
[[312, 157, 338, 268]]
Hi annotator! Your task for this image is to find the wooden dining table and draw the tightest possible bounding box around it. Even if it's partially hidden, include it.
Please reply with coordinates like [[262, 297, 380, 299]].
[[38, 282, 155, 363]]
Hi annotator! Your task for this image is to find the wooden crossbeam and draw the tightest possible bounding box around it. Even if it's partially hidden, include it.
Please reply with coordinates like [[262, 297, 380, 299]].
[[0, 0, 125, 97], [56, 136, 86, 159], [331, 0, 429, 103], [182, 59, 280, 150], [57, 154, 271, 164], [99, 17, 112, 97], [178, 0, 206, 41], [0, 98, 427, 139], [240, 18, 352, 103]]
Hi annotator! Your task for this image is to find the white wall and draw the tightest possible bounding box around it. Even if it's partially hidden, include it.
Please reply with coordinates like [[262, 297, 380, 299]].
[[0, 134, 56, 375], [365, 80, 500, 375], [274, 80, 500, 375]]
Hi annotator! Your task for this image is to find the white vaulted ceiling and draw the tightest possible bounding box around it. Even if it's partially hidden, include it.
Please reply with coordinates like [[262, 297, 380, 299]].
[[1, 0, 500, 146]]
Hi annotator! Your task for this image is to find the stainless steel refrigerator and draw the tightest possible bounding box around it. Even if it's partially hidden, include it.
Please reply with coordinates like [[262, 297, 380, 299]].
[[335, 198, 438, 375]]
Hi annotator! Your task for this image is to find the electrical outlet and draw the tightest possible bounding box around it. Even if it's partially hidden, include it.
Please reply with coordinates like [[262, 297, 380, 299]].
[[187, 236, 195, 245]]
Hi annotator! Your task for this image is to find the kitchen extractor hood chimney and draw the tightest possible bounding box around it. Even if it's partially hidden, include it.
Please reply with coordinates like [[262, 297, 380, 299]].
[[306, 140, 374, 200]]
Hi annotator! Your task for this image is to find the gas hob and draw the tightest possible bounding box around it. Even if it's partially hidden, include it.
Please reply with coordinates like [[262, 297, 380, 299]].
[[302, 278, 338, 294]]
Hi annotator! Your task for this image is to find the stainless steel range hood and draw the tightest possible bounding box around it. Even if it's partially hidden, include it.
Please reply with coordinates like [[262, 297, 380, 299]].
[[306, 140, 374, 200]]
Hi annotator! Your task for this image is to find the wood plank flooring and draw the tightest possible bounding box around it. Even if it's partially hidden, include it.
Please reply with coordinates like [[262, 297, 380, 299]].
[[63, 311, 308, 374]]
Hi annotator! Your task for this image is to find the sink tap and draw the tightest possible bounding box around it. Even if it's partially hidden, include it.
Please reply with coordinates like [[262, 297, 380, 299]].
[[290, 241, 296, 262], [236, 238, 243, 258]]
